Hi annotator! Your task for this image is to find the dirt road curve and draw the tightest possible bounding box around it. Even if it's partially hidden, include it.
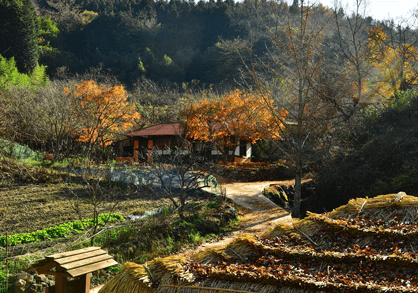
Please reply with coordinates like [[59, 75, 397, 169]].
[[91, 180, 293, 293], [225, 181, 293, 228], [195, 180, 293, 252]]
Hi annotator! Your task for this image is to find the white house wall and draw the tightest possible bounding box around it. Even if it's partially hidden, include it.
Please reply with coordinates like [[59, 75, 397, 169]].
[[234, 146, 240, 156]]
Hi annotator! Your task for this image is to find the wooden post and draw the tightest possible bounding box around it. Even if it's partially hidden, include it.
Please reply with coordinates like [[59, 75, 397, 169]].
[[5, 233, 8, 291], [133, 140, 140, 162], [55, 274, 67, 293], [80, 273, 91, 293], [147, 139, 153, 162]]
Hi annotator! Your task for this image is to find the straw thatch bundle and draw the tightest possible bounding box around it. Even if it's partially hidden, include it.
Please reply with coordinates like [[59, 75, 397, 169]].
[[100, 193, 418, 293], [326, 192, 418, 218], [157, 280, 279, 293], [190, 248, 225, 265], [99, 255, 190, 293], [262, 222, 298, 239], [98, 262, 153, 293]]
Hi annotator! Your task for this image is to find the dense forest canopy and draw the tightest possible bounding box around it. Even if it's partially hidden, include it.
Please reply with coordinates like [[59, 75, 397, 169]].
[[6, 0, 406, 90]]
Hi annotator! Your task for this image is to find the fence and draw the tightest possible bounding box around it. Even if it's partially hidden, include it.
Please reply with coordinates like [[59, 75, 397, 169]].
[[0, 235, 33, 293], [0, 234, 8, 293], [0, 234, 39, 293]]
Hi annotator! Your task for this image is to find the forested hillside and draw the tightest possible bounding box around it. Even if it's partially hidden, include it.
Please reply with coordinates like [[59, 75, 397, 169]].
[[35, 0, 252, 86], [9, 0, 399, 88]]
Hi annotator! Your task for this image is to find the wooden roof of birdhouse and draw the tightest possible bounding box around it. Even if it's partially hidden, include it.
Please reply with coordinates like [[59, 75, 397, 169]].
[[30, 247, 117, 278]]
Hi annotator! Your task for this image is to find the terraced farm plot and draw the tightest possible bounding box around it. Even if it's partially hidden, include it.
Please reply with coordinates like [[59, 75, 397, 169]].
[[101, 193, 418, 293], [0, 183, 170, 236]]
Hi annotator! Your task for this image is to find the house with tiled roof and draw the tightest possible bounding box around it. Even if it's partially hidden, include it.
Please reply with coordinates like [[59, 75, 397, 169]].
[[115, 122, 252, 163]]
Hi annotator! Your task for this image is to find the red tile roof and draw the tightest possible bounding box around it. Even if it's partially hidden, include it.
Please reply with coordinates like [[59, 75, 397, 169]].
[[127, 123, 183, 136]]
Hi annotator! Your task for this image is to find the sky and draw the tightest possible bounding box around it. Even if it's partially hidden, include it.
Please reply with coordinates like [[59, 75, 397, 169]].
[[316, 0, 417, 22], [282, 0, 417, 23]]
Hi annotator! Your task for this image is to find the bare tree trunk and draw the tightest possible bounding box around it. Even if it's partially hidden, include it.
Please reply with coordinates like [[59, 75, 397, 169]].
[[293, 169, 302, 218]]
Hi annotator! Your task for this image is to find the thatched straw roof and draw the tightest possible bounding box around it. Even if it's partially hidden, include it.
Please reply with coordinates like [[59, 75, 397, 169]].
[[100, 192, 418, 293]]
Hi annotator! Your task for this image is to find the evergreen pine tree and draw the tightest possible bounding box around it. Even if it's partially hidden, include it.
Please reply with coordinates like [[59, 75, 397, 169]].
[[0, 0, 39, 73], [290, 0, 299, 13]]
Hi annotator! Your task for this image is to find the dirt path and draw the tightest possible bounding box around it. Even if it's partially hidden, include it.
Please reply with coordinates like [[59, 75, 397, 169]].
[[91, 180, 294, 293], [186, 180, 294, 252]]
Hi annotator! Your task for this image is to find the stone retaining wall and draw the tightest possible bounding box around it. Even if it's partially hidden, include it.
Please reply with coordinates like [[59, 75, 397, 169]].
[[210, 165, 293, 182], [13, 270, 54, 293]]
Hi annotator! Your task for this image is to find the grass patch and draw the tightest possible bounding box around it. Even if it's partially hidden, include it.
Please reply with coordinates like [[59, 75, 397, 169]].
[[102, 197, 240, 264]]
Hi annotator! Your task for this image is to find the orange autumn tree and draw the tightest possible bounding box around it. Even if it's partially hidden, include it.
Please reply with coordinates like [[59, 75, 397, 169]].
[[183, 90, 287, 162], [65, 80, 140, 154]]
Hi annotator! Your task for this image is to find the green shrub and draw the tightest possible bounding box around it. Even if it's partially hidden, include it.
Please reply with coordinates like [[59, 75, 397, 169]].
[[206, 201, 219, 208], [0, 267, 6, 291]]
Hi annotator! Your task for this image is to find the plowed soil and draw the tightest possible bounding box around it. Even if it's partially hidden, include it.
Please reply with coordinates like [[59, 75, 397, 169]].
[[0, 184, 170, 235]]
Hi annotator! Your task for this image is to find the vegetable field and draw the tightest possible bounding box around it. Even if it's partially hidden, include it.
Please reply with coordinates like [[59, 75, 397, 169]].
[[0, 183, 170, 236]]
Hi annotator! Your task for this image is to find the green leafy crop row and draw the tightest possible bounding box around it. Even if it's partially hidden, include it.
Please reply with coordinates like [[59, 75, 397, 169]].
[[0, 213, 125, 247]]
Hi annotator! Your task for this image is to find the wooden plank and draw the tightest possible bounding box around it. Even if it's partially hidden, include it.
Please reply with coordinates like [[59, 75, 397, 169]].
[[45, 271, 71, 278], [29, 259, 53, 271], [46, 247, 101, 260], [67, 259, 118, 277], [60, 254, 112, 270], [30, 259, 50, 267], [55, 249, 107, 265], [31, 261, 57, 275]]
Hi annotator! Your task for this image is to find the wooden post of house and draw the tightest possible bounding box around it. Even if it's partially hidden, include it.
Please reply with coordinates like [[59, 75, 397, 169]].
[[147, 139, 153, 162], [134, 140, 139, 162]]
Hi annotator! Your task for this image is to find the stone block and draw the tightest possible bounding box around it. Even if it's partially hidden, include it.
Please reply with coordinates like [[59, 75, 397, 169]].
[[34, 274, 48, 282], [14, 279, 26, 287], [24, 274, 34, 283], [16, 272, 27, 280]]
